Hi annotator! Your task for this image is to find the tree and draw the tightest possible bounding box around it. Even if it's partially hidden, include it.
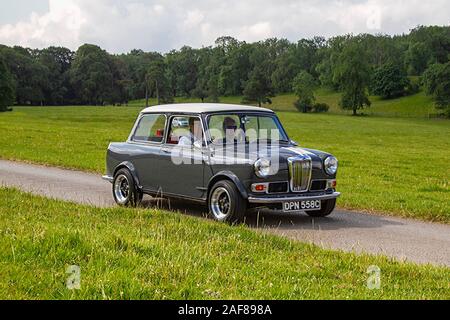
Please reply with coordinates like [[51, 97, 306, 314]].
[[242, 45, 273, 107], [118, 50, 163, 102], [242, 66, 272, 107], [192, 47, 221, 102], [271, 49, 297, 94], [423, 62, 450, 117], [0, 56, 15, 111], [191, 79, 208, 103], [370, 63, 410, 99], [165, 46, 199, 97], [0, 46, 49, 105], [292, 71, 315, 112], [146, 59, 165, 105], [1, 27, 449, 107], [405, 26, 450, 75], [219, 42, 252, 96], [405, 42, 431, 75], [69, 44, 119, 105], [335, 41, 371, 115], [37, 46, 74, 105]]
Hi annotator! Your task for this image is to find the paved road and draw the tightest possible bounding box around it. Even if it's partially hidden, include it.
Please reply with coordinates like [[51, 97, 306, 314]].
[[1, 159, 449, 267]]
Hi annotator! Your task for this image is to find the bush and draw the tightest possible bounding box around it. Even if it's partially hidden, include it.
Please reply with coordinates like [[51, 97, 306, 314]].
[[422, 62, 450, 118], [370, 63, 410, 99], [292, 71, 315, 113], [405, 79, 420, 95], [312, 103, 330, 113], [294, 99, 312, 113], [294, 101, 329, 113]]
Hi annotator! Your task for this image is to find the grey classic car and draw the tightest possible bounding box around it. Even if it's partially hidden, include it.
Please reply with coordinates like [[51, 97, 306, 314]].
[[103, 103, 340, 222]]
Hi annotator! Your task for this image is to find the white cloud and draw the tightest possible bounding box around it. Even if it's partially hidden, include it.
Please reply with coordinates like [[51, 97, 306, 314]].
[[240, 22, 273, 41], [0, 0, 86, 49], [0, 0, 449, 53], [183, 10, 204, 29]]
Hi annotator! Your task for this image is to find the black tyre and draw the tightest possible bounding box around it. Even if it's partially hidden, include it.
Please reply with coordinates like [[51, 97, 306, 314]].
[[208, 180, 246, 223], [306, 199, 336, 217], [112, 168, 143, 207]]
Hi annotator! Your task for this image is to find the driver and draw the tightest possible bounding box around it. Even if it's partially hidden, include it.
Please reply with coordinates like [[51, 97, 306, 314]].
[[222, 117, 238, 143]]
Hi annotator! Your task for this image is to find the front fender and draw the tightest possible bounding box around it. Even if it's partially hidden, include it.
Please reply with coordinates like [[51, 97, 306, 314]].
[[207, 171, 248, 199]]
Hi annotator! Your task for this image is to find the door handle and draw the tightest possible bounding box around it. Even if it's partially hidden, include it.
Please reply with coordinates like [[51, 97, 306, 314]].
[[161, 147, 171, 154]]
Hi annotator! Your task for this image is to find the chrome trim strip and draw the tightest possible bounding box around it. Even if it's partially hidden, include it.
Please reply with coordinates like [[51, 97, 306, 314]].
[[247, 192, 340, 204], [102, 175, 114, 183], [142, 188, 207, 203]]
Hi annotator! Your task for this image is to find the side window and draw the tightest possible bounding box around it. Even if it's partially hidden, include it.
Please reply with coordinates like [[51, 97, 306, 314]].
[[132, 114, 166, 143], [167, 116, 203, 146]]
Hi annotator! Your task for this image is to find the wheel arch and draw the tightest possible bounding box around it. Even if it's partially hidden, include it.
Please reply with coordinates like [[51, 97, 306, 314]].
[[113, 161, 142, 191], [207, 171, 248, 200]]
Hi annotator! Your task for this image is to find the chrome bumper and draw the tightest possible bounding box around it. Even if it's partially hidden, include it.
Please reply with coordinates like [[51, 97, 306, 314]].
[[102, 175, 114, 183], [248, 192, 340, 204]]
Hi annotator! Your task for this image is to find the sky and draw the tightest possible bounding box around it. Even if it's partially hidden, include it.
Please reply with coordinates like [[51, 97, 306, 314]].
[[0, 0, 449, 53]]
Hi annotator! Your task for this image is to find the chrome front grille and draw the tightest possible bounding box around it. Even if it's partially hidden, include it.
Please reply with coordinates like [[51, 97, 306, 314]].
[[288, 156, 312, 192]]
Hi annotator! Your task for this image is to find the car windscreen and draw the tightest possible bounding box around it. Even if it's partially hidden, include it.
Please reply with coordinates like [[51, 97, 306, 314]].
[[207, 113, 289, 145]]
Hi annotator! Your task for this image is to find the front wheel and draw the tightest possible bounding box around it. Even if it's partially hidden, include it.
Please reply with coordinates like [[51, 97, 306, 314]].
[[306, 198, 336, 217], [112, 168, 143, 207], [208, 180, 246, 223]]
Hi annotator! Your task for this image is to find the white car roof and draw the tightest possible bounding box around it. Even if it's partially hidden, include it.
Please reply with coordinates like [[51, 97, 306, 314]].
[[140, 103, 274, 114]]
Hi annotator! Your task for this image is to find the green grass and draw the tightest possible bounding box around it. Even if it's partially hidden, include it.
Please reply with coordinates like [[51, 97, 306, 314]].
[[0, 187, 449, 300], [1, 105, 448, 222], [268, 89, 437, 118], [129, 89, 438, 118], [280, 112, 450, 222]]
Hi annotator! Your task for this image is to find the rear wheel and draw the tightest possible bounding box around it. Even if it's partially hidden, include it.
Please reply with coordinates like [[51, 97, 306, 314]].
[[208, 180, 246, 223], [306, 199, 336, 217], [112, 168, 142, 207]]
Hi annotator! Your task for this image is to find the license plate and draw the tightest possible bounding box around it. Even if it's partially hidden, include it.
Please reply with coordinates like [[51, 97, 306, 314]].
[[283, 200, 321, 212]]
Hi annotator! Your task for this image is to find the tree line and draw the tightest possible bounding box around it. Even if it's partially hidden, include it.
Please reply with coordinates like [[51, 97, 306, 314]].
[[1, 25, 449, 117]]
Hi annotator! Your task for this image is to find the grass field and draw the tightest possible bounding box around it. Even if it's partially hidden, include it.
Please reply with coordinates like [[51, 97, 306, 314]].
[[0, 187, 449, 300], [0, 104, 448, 223], [129, 89, 438, 118]]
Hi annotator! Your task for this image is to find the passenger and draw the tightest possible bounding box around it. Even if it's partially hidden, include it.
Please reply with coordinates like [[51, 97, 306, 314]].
[[178, 118, 202, 146]]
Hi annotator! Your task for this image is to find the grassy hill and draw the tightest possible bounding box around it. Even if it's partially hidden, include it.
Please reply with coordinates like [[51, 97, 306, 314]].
[[1, 188, 449, 299], [128, 89, 438, 118]]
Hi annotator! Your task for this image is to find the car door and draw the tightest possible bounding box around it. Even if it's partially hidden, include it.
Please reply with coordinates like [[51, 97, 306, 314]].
[[128, 113, 168, 192], [157, 115, 206, 199]]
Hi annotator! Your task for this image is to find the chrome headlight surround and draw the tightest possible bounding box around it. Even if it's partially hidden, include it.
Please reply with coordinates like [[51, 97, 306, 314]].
[[254, 158, 272, 178], [324, 156, 338, 175]]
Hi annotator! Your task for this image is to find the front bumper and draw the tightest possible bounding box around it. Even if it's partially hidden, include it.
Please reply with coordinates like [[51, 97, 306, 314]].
[[102, 175, 113, 183], [248, 192, 340, 204]]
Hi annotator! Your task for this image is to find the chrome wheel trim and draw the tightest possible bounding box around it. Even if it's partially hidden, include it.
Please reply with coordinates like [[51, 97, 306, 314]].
[[210, 187, 232, 220], [114, 174, 130, 204]]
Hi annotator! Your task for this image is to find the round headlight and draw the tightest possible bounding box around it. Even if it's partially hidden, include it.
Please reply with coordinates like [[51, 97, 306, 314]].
[[254, 158, 271, 178], [324, 156, 338, 175]]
